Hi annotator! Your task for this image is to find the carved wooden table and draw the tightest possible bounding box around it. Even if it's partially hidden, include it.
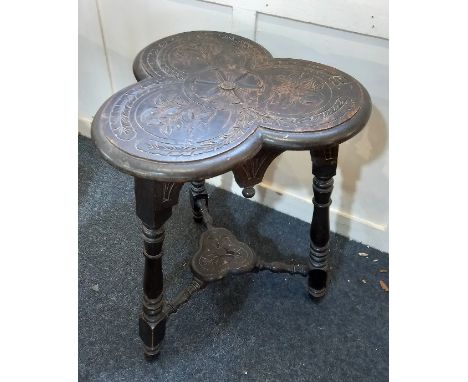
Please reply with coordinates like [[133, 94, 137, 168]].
[[91, 31, 371, 359]]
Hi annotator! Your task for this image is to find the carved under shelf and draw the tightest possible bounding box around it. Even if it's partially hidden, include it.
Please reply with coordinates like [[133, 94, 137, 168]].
[[159, 199, 310, 321]]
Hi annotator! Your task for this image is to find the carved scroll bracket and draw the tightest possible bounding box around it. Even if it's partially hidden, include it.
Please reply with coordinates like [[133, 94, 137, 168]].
[[232, 147, 283, 198]]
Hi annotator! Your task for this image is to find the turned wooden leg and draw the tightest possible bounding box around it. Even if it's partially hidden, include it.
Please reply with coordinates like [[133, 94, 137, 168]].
[[308, 145, 338, 299], [134, 178, 183, 360], [190, 180, 208, 223]]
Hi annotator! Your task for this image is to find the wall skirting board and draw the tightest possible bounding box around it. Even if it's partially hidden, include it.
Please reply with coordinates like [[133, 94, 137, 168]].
[[78, 117, 388, 252], [207, 174, 388, 252], [78, 116, 93, 138]]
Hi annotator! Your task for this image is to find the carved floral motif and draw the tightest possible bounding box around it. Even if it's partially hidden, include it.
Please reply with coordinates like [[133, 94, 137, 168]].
[[191, 227, 256, 282], [105, 32, 365, 162]]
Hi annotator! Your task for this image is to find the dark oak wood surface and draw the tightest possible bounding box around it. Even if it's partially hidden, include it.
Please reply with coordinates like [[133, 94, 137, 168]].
[[133, 31, 273, 81], [90, 31, 372, 359], [92, 31, 371, 182]]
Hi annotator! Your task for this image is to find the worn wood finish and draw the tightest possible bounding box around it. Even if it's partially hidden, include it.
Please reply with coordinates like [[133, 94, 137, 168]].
[[134, 178, 183, 359], [133, 31, 272, 81], [308, 146, 338, 298], [90, 31, 373, 359], [91, 31, 371, 182]]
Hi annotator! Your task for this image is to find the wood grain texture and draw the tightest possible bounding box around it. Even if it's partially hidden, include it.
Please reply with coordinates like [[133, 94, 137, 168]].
[[92, 31, 371, 181]]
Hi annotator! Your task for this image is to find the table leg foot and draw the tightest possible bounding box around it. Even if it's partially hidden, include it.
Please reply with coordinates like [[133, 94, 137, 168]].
[[134, 178, 182, 358]]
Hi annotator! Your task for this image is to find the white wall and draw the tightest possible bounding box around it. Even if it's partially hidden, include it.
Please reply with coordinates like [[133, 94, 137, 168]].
[[78, 0, 389, 251], [78, 0, 113, 131]]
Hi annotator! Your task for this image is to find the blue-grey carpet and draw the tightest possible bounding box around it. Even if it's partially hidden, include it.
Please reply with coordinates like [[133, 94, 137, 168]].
[[78, 135, 388, 382]]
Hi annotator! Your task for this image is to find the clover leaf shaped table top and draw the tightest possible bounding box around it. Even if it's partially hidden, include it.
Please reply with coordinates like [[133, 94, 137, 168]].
[[92, 31, 371, 181]]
